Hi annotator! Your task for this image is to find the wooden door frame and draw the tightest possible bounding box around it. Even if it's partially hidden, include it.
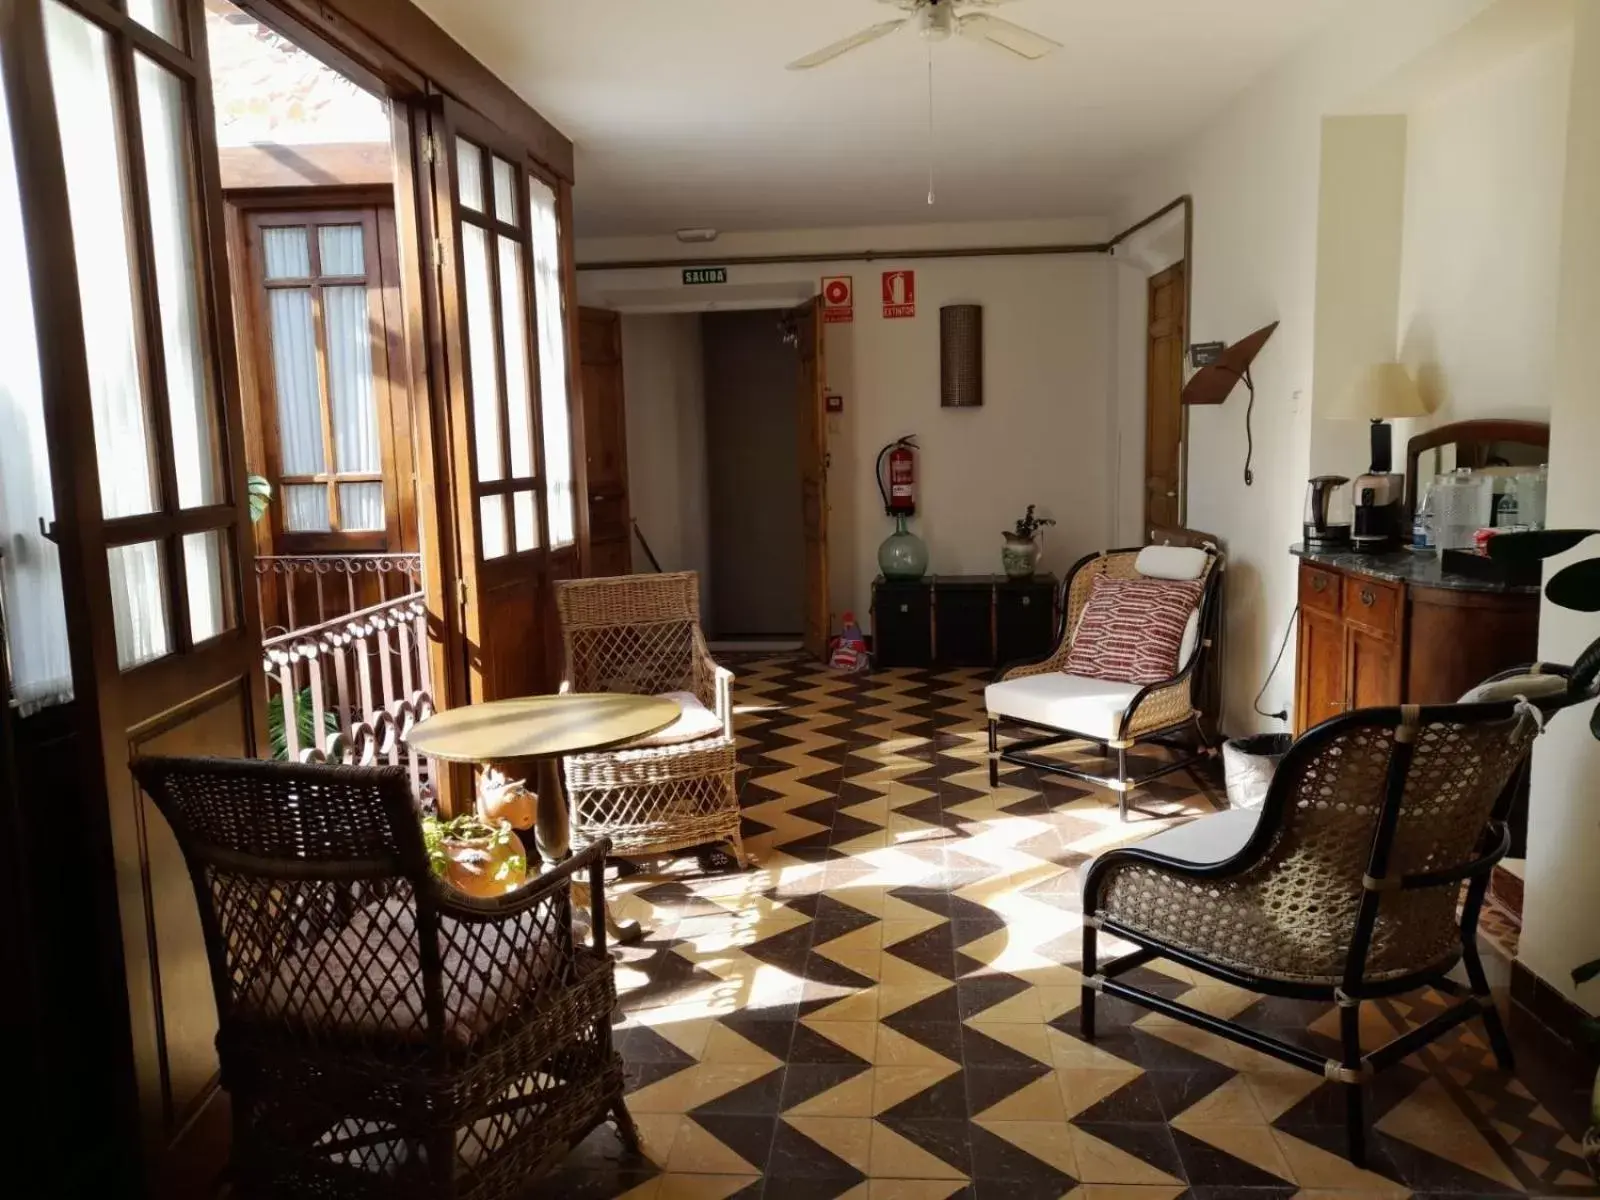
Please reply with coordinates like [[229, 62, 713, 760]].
[[793, 295, 829, 660]]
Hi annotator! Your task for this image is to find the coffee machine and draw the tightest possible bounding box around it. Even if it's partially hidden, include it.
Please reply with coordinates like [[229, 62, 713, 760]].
[[1303, 475, 1352, 550], [1352, 473, 1404, 551]]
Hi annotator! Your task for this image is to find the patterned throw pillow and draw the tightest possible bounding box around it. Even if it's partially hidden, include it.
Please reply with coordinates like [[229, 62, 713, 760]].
[[1063, 575, 1204, 685]]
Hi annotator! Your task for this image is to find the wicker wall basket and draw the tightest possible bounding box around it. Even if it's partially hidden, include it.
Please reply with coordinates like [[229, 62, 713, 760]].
[[940, 304, 983, 407]]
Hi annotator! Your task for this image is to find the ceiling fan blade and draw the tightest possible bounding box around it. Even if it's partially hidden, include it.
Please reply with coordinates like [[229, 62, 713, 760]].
[[957, 12, 1061, 60], [787, 20, 906, 70]]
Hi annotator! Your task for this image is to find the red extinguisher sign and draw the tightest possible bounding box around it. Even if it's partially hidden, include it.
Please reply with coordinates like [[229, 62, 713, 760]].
[[882, 270, 916, 319]]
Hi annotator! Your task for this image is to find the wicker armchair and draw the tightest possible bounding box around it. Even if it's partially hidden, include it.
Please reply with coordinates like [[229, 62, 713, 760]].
[[986, 545, 1223, 817], [556, 571, 746, 869], [132, 756, 635, 1199], [1081, 690, 1583, 1167]]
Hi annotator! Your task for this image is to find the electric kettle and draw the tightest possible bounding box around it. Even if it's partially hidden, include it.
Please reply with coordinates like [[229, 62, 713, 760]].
[[1303, 475, 1353, 550]]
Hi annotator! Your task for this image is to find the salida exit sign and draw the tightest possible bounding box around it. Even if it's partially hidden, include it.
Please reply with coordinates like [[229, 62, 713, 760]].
[[682, 266, 727, 286]]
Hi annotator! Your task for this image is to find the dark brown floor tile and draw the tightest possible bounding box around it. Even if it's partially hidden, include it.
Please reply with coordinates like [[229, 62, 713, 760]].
[[968, 1121, 1077, 1188], [1170, 1127, 1289, 1188], [1075, 1121, 1187, 1182], [878, 1116, 972, 1177]]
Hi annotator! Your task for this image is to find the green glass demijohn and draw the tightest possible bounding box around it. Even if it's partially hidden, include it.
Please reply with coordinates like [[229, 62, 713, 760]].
[[878, 514, 928, 581]]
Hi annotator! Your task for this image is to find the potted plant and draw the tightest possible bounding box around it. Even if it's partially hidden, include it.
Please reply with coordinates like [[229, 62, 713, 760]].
[[421, 812, 529, 899], [477, 766, 535, 829], [1489, 529, 1600, 1176], [1002, 505, 1056, 580]]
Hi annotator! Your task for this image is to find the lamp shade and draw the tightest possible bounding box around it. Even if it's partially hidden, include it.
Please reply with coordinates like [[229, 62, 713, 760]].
[[1328, 363, 1431, 420]]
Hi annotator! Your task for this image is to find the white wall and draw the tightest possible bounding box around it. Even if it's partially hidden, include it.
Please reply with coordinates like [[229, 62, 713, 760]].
[[1518, 1, 1600, 1012], [619, 314, 711, 616], [581, 219, 1116, 633], [1112, 0, 1538, 736], [1393, 27, 1573, 440]]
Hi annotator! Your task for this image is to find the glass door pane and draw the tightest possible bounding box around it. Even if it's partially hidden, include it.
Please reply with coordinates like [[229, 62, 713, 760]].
[[136, 54, 222, 510], [0, 52, 72, 710], [45, 1, 159, 520], [529, 175, 574, 547], [460, 222, 504, 483]]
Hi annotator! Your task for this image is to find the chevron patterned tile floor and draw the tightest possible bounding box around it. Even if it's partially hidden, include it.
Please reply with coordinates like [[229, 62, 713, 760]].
[[549, 657, 1598, 1200]]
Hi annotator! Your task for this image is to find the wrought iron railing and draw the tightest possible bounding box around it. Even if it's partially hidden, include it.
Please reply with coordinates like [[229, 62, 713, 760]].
[[261, 591, 436, 802], [255, 552, 424, 636]]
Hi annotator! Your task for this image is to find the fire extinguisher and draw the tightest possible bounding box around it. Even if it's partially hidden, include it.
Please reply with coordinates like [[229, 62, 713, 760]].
[[877, 436, 918, 517]]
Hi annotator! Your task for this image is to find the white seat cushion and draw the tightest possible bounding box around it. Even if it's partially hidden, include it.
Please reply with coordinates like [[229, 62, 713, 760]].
[[627, 691, 724, 747], [984, 673, 1145, 741], [1457, 672, 1567, 704], [1111, 805, 1261, 866]]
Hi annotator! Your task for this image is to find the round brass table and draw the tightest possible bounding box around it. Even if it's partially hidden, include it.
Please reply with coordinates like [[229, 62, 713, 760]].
[[408, 692, 679, 941]]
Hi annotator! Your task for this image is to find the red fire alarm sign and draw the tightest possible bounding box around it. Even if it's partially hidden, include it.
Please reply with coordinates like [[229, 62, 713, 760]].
[[882, 270, 915, 319], [822, 275, 853, 323]]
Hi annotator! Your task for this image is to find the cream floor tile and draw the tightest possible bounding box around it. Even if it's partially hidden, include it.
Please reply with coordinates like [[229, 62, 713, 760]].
[[665, 1117, 763, 1175], [1068, 1128, 1185, 1186], [784, 1068, 876, 1118], [655, 1173, 761, 1200]]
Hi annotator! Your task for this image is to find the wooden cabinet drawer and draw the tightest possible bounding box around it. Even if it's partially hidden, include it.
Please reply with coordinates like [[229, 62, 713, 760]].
[[1342, 575, 1400, 639], [1299, 563, 1342, 616]]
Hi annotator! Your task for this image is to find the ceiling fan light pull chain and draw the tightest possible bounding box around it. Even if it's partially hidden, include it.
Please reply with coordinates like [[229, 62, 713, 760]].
[[927, 43, 936, 205]]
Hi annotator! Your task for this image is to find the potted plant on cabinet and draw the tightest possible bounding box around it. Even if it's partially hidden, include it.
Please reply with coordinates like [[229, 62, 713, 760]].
[[1002, 505, 1056, 580], [1489, 528, 1600, 1177]]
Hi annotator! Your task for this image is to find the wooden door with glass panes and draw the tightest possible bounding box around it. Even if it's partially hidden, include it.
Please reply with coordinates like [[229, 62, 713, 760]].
[[0, 0, 264, 1189], [427, 97, 578, 703]]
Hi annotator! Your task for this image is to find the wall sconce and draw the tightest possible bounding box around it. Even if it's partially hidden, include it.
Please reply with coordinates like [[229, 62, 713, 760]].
[[941, 304, 982, 407]]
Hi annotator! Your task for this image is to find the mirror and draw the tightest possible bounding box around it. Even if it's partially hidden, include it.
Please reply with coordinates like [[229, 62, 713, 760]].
[[1404, 419, 1549, 524]]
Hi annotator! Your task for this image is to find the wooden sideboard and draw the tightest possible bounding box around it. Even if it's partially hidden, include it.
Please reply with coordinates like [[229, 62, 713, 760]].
[[1292, 547, 1540, 734]]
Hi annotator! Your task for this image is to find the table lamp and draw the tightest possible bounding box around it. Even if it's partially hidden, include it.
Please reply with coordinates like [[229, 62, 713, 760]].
[[1328, 362, 1431, 474], [1327, 363, 1432, 551]]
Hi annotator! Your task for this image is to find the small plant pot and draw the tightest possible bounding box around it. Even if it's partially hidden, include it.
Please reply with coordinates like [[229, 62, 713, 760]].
[[440, 822, 529, 898], [1002, 534, 1040, 580]]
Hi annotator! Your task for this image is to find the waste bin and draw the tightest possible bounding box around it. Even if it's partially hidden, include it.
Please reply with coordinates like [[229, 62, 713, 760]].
[[1221, 733, 1292, 810]]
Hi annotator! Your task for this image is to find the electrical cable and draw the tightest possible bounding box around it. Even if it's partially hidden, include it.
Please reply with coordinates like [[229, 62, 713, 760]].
[[1253, 603, 1298, 722], [1242, 366, 1256, 487]]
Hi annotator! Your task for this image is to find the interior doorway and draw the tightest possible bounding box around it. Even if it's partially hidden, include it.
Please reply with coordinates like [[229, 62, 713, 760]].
[[703, 309, 805, 641], [594, 295, 827, 653], [1145, 260, 1187, 533]]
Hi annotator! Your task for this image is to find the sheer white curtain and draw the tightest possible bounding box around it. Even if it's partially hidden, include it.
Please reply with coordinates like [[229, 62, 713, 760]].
[[0, 53, 72, 712], [528, 176, 575, 547]]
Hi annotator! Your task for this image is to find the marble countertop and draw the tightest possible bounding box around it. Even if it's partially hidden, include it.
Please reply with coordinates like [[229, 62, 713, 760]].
[[1290, 544, 1541, 594]]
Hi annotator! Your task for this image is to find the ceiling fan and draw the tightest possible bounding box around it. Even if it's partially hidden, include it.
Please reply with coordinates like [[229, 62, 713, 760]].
[[786, 0, 1061, 71]]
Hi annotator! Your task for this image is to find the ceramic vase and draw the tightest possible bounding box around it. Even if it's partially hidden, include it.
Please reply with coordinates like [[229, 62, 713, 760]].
[[1001, 533, 1040, 580]]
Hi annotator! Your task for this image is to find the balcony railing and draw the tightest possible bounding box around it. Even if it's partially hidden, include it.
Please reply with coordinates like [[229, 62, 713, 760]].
[[255, 552, 424, 636], [261, 590, 436, 803]]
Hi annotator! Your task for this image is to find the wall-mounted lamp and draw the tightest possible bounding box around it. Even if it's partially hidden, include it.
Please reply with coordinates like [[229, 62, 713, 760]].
[[1180, 320, 1278, 486], [940, 304, 983, 407]]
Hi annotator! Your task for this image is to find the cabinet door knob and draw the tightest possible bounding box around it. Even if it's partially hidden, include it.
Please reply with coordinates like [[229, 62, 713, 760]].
[[900, 603, 908, 613], [1359, 588, 1375, 607], [1021, 596, 1030, 607], [1312, 575, 1328, 593]]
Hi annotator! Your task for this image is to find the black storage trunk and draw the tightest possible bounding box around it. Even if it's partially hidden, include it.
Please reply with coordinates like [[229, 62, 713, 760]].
[[872, 581, 932, 668], [871, 574, 1057, 670]]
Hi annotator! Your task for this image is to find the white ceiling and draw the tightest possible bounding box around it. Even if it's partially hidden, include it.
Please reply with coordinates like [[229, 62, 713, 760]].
[[414, 0, 1349, 237]]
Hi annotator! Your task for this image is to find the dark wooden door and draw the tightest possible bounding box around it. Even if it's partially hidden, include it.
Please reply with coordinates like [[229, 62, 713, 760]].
[[1146, 262, 1186, 531], [793, 295, 829, 659], [2, 0, 266, 1188], [578, 307, 632, 577], [1295, 611, 1347, 733]]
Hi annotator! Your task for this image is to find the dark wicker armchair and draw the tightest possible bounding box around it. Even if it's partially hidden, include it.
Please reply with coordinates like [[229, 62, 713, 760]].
[[1081, 689, 1582, 1167], [132, 755, 635, 1199]]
